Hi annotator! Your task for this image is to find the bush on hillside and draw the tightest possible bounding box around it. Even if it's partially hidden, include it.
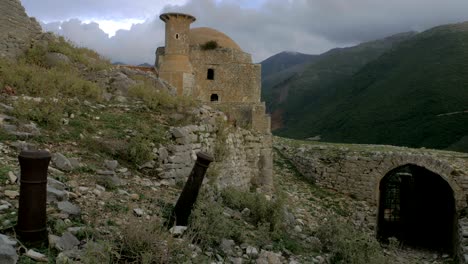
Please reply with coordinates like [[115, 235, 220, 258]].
[[316, 217, 387, 264]]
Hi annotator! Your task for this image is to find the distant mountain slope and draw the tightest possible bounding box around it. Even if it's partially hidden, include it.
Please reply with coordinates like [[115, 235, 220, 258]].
[[272, 22, 468, 152], [261, 51, 318, 80], [261, 32, 415, 130]]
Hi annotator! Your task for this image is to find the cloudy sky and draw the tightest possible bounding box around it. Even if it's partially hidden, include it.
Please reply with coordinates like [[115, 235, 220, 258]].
[[20, 0, 468, 65]]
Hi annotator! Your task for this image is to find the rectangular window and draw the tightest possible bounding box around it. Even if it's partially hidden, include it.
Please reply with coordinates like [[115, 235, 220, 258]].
[[207, 69, 214, 80]]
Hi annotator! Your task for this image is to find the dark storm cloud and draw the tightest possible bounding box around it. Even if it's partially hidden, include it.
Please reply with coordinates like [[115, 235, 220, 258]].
[[31, 0, 468, 64], [167, 0, 468, 56]]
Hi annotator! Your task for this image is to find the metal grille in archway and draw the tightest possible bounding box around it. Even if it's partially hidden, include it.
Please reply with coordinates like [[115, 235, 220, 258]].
[[382, 175, 401, 223], [379, 171, 415, 240], [378, 165, 456, 253]]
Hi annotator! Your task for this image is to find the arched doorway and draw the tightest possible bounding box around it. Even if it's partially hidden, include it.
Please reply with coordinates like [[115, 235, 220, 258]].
[[377, 165, 456, 253]]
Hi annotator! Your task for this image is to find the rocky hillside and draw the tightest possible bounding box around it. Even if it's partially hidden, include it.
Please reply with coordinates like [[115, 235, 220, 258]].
[[0, 38, 383, 261], [0, 37, 455, 264], [0, 0, 42, 59], [1, 124, 452, 263]]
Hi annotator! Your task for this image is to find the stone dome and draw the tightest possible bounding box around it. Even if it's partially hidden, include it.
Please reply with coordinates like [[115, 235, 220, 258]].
[[189, 27, 242, 51]]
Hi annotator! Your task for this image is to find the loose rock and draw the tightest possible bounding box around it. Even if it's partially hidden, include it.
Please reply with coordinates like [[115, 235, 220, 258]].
[[169, 226, 187, 236], [57, 201, 81, 216], [56, 232, 80, 251], [25, 249, 48, 262], [52, 153, 73, 171], [4, 190, 19, 199]]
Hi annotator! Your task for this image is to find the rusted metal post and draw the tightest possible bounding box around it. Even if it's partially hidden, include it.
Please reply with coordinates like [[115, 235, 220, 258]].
[[16, 150, 51, 243], [170, 152, 214, 226]]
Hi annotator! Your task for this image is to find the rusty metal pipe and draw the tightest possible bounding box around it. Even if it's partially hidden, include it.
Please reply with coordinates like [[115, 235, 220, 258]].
[[16, 150, 51, 243], [170, 152, 214, 226]]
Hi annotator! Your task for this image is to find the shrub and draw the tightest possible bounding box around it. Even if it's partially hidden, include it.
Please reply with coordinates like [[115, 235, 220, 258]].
[[80, 241, 115, 264], [316, 217, 387, 264], [213, 117, 229, 162], [125, 133, 154, 165], [24, 35, 111, 71], [220, 187, 284, 231], [0, 59, 102, 101], [187, 187, 291, 254], [79, 112, 167, 167], [201, 40, 219, 50], [117, 219, 190, 263], [186, 190, 244, 248], [12, 98, 66, 128], [128, 82, 194, 111]]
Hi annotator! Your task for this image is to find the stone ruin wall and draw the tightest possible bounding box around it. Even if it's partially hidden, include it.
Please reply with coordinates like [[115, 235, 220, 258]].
[[153, 106, 273, 191], [190, 48, 261, 103], [276, 141, 468, 263], [210, 102, 270, 134], [276, 141, 468, 210], [0, 0, 42, 59]]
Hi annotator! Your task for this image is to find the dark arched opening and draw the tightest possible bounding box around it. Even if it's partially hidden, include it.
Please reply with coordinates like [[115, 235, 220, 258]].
[[207, 69, 215, 80], [210, 94, 219, 102], [378, 165, 456, 253]]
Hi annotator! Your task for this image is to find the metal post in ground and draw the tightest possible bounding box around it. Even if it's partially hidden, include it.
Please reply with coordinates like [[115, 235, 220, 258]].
[[170, 152, 214, 226], [16, 150, 51, 244]]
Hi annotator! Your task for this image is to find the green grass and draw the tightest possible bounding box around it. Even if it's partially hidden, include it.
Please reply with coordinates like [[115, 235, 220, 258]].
[[104, 202, 129, 213], [0, 59, 102, 101], [78, 109, 168, 166], [0, 166, 12, 183], [316, 217, 387, 264], [24, 35, 111, 71]]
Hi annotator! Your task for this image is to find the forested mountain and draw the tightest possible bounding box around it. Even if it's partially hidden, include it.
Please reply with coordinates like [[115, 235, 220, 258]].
[[262, 23, 468, 152]]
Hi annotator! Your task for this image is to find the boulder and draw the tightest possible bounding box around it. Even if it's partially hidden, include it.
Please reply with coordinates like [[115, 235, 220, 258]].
[[56, 232, 80, 251], [44, 52, 71, 67], [256, 250, 281, 264], [57, 201, 81, 216], [52, 153, 73, 171], [109, 72, 136, 96], [104, 160, 119, 171]]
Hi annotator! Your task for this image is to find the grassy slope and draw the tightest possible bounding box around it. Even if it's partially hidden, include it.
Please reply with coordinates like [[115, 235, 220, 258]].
[[262, 32, 415, 127], [261, 51, 318, 80], [261, 52, 319, 112], [276, 23, 468, 152]]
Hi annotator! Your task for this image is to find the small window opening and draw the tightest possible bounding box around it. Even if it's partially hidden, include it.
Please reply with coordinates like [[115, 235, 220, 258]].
[[175, 33, 179, 39], [210, 94, 219, 102], [207, 69, 215, 80]]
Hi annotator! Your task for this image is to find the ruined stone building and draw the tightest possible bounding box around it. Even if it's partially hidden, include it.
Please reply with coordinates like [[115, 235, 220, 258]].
[[155, 13, 270, 134]]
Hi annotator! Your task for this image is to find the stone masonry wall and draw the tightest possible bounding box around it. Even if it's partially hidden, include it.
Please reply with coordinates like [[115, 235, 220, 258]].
[[276, 139, 468, 210], [0, 0, 42, 59], [190, 48, 261, 103], [154, 105, 273, 191], [276, 139, 468, 263]]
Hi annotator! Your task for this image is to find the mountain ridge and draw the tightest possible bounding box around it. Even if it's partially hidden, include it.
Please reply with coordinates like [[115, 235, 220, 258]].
[[262, 22, 468, 152]]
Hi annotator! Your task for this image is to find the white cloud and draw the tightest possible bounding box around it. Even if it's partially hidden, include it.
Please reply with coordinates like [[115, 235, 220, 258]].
[[83, 19, 145, 37], [32, 0, 468, 64], [42, 19, 164, 65]]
